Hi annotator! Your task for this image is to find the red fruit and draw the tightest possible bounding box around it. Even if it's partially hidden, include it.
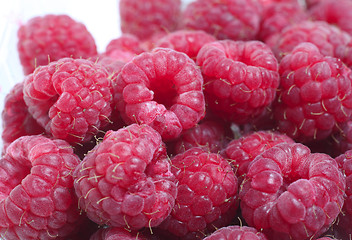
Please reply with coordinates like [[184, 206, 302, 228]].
[[17, 14, 97, 75], [113, 48, 205, 141], [0, 135, 82, 239], [223, 130, 295, 178], [181, 0, 263, 41], [239, 142, 345, 240], [23, 57, 113, 145], [73, 124, 177, 230], [1, 82, 44, 152], [196, 40, 280, 124], [309, 0, 352, 36], [331, 121, 352, 156], [90, 227, 151, 240], [119, 0, 181, 41], [274, 42, 352, 142], [159, 148, 238, 239], [203, 225, 268, 240], [155, 30, 216, 60]]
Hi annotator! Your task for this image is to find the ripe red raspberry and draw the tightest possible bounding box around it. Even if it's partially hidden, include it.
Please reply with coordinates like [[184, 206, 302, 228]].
[[23, 57, 113, 145], [266, 20, 352, 68], [90, 227, 154, 240], [0, 135, 82, 239], [119, 0, 181, 41], [258, 1, 308, 41], [309, 0, 352, 36], [331, 121, 352, 156], [113, 48, 205, 141], [239, 142, 345, 240], [1, 82, 44, 152], [223, 130, 295, 178], [274, 42, 352, 142], [181, 0, 263, 41], [17, 14, 97, 75], [155, 30, 216, 60], [159, 148, 238, 239], [196, 40, 280, 125], [73, 124, 177, 230], [203, 225, 268, 240], [168, 120, 230, 156]]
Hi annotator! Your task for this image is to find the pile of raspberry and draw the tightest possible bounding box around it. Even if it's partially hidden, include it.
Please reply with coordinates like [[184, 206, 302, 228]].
[[3, 0, 352, 239]]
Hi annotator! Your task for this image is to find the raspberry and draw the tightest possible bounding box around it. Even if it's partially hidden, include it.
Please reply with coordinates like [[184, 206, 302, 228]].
[[331, 121, 352, 156], [258, 1, 308, 41], [17, 14, 97, 75], [274, 42, 352, 142], [113, 48, 205, 141], [223, 130, 295, 178], [90, 227, 152, 240], [159, 148, 238, 239], [203, 225, 268, 240], [119, 0, 181, 41], [309, 0, 352, 36], [196, 40, 280, 125], [73, 124, 177, 230], [1, 82, 44, 152], [168, 120, 230, 156], [155, 30, 216, 60], [181, 0, 263, 41], [266, 20, 352, 68], [0, 135, 82, 239], [23, 57, 113, 145], [239, 142, 345, 240]]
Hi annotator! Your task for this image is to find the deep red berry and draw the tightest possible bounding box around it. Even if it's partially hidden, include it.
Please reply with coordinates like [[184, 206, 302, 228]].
[[274, 42, 352, 142], [73, 124, 177, 230], [1, 82, 44, 152], [119, 0, 181, 41], [23, 57, 113, 145], [196, 40, 280, 124], [17, 14, 97, 75], [159, 148, 238, 239], [113, 48, 205, 141], [0, 135, 82, 239], [181, 0, 263, 41], [203, 225, 268, 240], [90, 227, 152, 240], [239, 142, 345, 240]]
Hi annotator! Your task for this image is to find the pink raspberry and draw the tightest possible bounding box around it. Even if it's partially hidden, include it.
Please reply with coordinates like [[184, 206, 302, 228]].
[[258, 1, 308, 41], [309, 0, 352, 36], [181, 0, 263, 41], [266, 20, 352, 68], [239, 142, 345, 240], [168, 120, 230, 156], [155, 30, 216, 60], [0, 135, 82, 239], [113, 48, 205, 141], [223, 130, 295, 178], [23, 57, 113, 145], [17, 14, 97, 75], [274, 42, 352, 142], [1, 82, 44, 152], [73, 124, 177, 230], [203, 225, 268, 240], [119, 0, 181, 41], [196, 40, 280, 125], [90, 227, 156, 240], [159, 148, 238, 239]]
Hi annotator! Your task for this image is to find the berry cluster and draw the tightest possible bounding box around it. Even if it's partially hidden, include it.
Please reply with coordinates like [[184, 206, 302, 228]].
[[2, 0, 352, 239]]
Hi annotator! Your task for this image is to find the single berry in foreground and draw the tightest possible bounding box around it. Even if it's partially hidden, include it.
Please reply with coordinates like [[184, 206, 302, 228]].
[[203, 225, 268, 240]]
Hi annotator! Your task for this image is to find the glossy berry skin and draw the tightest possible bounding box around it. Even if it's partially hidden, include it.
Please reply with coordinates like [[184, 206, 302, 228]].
[[23, 57, 113, 145], [181, 0, 263, 41], [274, 42, 352, 142], [73, 124, 177, 230], [119, 0, 181, 41], [0, 135, 82, 239], [160, 148, 238, 239], [203, 225, 268, 240], [113, 48, 205, 141], [239, 142, 345, 240], [17, 14, 97, 75], [196, 40, 280, 125]]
